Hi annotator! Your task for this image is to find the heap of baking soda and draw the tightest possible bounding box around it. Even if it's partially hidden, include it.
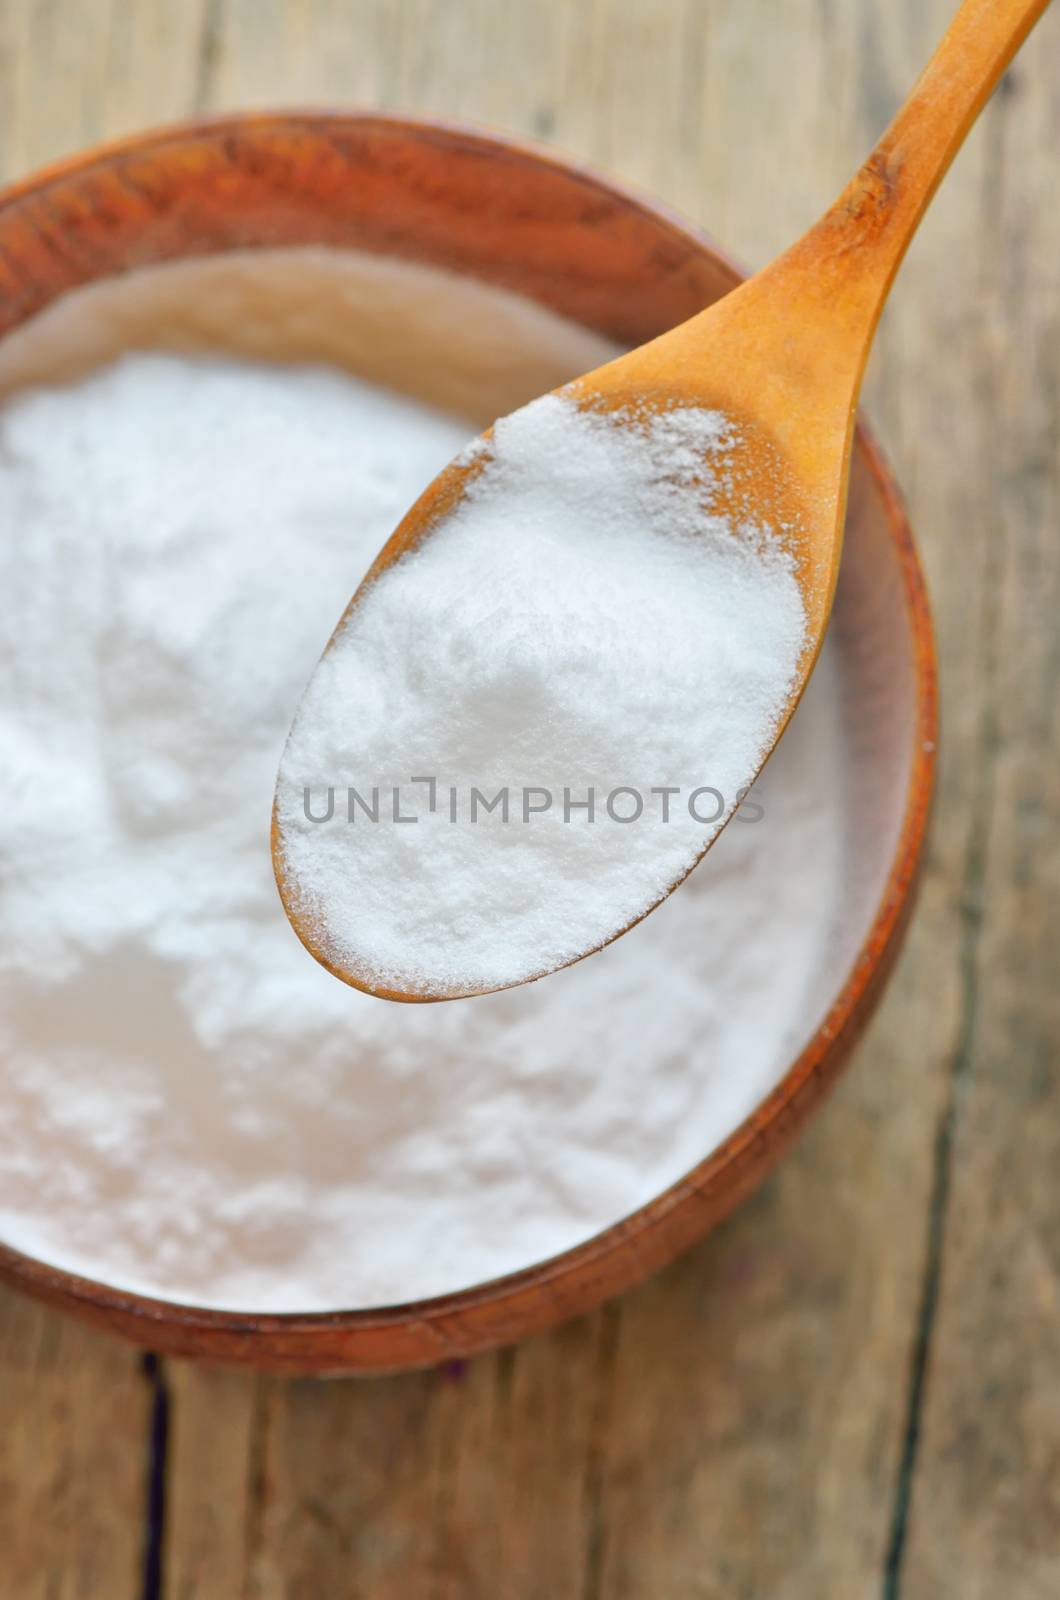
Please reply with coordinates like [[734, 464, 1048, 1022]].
[[0, 255, 845, 1310], [276, 391, 807, 996]]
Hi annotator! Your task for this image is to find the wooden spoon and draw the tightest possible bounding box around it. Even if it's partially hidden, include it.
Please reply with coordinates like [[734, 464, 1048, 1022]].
[[274, 0, 1049, 1002]]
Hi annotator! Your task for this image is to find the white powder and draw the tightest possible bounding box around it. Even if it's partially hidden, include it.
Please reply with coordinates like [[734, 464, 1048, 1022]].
[[0, 269, 847, 1313], [277, 395, 807, 997]]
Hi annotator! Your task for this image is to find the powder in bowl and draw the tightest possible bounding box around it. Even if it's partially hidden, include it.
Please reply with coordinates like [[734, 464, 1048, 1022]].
[[0, 251, 848, 1313]]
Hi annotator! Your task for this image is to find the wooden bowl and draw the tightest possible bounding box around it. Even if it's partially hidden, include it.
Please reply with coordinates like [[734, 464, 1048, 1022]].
[[0, 113, 936, 1372]]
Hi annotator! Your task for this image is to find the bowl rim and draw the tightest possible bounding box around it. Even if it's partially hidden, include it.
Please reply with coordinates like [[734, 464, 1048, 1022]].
[[0, 109, 938, 1359]]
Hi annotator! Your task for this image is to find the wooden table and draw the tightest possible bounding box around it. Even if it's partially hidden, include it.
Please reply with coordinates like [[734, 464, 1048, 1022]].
[[1, 1, 1058, 1595]]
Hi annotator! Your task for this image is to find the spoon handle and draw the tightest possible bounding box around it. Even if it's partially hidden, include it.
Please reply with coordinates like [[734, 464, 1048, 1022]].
[[787, 0, 1052, 353]]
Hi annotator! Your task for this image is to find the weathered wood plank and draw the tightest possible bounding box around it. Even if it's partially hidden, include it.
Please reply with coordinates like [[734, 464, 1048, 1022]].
[[0, 1285, 149, 1600], [901, 5, 1060, 1594], [0, 0, 210, 180], [165, 1363, 259, 1600]]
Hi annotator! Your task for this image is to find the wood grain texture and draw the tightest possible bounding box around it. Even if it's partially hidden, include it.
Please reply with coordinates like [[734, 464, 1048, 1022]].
[[897, 2, 1060, 1593], [0, 0, 1056, 1596], [0, 1286, 150, 1600]]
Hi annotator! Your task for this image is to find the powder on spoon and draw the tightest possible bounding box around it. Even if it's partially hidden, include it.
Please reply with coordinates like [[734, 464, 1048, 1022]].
[[276, 392, 808, 997]]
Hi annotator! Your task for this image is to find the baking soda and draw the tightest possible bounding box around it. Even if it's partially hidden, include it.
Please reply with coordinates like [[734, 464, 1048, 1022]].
[[277, 394, 808, 996], [0, 259, 847, 1311]]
